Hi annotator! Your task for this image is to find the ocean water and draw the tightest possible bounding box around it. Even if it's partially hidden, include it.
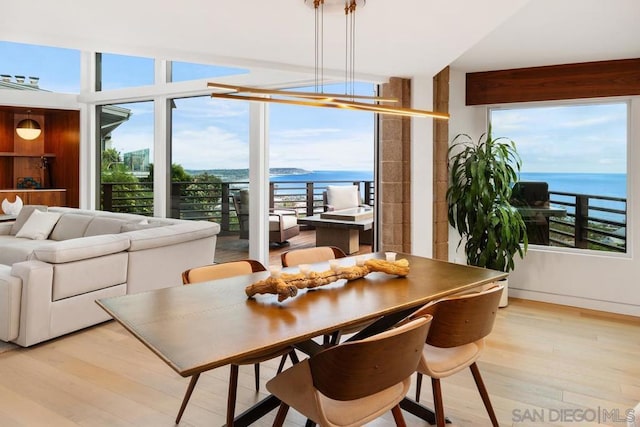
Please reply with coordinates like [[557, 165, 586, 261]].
[[270, 170, 373, 183], [272, 170, 626, 200], [519, 172, 626, 199]]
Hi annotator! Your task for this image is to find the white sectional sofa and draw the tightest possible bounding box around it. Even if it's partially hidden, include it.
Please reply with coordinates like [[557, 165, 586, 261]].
[[0, 205, 220, 347]]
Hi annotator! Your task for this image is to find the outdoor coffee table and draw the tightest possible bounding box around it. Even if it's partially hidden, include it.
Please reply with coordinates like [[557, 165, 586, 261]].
[[297, 207, 374, 254]]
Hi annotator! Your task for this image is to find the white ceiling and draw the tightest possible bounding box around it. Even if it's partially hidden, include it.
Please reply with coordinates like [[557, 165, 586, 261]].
[[0, 0, 638, 82]]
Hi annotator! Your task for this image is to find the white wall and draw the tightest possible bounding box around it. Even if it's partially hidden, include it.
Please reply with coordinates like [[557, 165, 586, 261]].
[[411, 75, 434, 257], [448, 69, 640, 316]]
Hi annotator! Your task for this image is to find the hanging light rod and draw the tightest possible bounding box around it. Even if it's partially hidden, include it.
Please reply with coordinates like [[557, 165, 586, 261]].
[[207, 82, 398, 103], [209, 90, 450, 120]]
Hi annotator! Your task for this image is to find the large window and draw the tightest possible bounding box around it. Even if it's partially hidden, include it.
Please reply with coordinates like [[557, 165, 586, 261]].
[[170, 61, 247, 82], [491, 102, 628, 253], [97, 53, 154, 90], [170, 95, 250, 261], [269, 82, 376, 216], [98, 101, 155, 215], [0, 41, 80, 93]]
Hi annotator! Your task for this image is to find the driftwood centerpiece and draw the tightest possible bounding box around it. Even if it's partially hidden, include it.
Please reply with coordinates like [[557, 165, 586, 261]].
[[245, 258, 410, 302]]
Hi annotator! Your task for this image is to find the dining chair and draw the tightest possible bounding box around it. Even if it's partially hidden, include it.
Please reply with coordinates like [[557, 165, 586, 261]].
[[408, 284, 504, 427], [281, 246, 368, 345], [177, 260, 298, 425], [267, 315, 433, 427], [280, 245, 347, 267]]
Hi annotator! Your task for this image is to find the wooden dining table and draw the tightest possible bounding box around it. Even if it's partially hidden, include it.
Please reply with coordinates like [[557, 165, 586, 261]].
[[96, 252, 506, 426]]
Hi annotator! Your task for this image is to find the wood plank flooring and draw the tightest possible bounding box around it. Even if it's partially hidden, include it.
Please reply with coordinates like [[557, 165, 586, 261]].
[[0, 299, 637, 426]]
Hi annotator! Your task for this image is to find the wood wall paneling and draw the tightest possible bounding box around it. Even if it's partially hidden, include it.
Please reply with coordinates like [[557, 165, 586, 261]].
[[45, 111, 80, 207], [0, 111, 13, 188], [0, 190, 66, 212], [466, 58, 640, 105], [433, 67, 449, 260], [13, 113, 46, 188], [0, 107, 79, 207]]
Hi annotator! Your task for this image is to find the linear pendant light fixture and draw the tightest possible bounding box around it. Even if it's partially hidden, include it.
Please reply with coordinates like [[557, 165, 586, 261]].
[[209, 0, 449, 120]]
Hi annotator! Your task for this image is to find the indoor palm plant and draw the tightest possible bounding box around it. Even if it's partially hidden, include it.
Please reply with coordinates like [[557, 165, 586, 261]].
[[447, 127, 528, 277]]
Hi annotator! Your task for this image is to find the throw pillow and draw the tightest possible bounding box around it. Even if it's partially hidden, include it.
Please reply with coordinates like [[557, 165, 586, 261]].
[[15, 210, 62, 240], [326, 185, 359, 211], [9, 205, 48, 235]]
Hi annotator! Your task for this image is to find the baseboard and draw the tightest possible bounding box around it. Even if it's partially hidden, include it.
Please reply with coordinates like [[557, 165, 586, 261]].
[[509, 288, 640, 318]]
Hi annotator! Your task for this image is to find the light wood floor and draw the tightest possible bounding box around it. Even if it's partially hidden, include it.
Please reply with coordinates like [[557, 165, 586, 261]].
[[0, 299, 638, 426]]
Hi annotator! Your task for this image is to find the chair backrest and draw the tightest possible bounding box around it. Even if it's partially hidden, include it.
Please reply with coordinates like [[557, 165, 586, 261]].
[[280, 246, 347, 267], [308, 316, 432, 401], [232, 189, 250, 215], [411, 284, 503, 349], [182, 259, 266, 284], [323, 185, 361, 211], [511, 181, 549, 207]]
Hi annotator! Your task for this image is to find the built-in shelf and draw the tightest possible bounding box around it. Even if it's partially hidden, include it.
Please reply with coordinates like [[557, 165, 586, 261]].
[[0, 152, 56, 157]]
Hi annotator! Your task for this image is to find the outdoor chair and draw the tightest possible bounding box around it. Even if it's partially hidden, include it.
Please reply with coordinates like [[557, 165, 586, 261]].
[[408, 284, 504, 427], [232, 189, 300, 245], [322, 184, 372, 245], [322, 184, 368, 212], [177, 260, 298, 425], [267, 315, 433, 427]]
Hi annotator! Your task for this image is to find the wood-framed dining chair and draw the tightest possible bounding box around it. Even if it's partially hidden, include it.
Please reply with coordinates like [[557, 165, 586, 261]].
[[280, 245, 347, 267], [267, 315, 433, 427], [281, 246, 372, 345], [408, 284, 504, 427], [177, 259, 298, 425]]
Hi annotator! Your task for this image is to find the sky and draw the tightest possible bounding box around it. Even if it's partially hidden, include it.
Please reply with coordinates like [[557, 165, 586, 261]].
[[491, 103, 627, 174], [1, 41, 628, 174], [1, 41, 376, 172]]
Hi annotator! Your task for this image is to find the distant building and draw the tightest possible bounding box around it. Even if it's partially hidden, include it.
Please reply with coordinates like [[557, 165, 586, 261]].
[[123, 148, 150, 178]]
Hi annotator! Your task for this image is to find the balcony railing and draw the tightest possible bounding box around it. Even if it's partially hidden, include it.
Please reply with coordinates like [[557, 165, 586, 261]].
[[548, 191, 627, 252], [101, 180, 375, 236], [101, 182, 626, 253]]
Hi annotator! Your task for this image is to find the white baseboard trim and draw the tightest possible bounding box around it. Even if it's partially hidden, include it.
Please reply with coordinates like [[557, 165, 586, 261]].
[[509, 288, 640, 317]]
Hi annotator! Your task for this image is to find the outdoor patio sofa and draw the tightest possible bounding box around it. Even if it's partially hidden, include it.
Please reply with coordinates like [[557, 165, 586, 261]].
[[0, 205, 220, 347]]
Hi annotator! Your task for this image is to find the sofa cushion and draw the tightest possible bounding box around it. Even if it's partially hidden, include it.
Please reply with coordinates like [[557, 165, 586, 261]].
[[0, 264, 22, 342], [52, 252, 128, 301], [120, 220, 164, 232], [326, 185, 359, 211], [15, 210, 62, 240], [9, 205, 47, 235], [269, 214, 298, 231], [84, 217, 128, 237], [0, 236, 58, 265], [124, 221, 220, 251], [50, 213, 94, 241], [33, 234, 131, 264]]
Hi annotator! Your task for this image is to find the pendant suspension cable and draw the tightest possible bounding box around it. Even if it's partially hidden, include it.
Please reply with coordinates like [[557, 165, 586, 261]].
[[320, 0, 324, 93], [344, 3, 349, 97], [207, 0, 450, 120], [314, 1, 319, 92], [351, 0, 355, 98]]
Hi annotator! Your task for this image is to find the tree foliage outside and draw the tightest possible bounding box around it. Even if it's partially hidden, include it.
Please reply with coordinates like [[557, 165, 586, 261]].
[[101, 149, 224, 220], [101, 148, 150, 213]]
